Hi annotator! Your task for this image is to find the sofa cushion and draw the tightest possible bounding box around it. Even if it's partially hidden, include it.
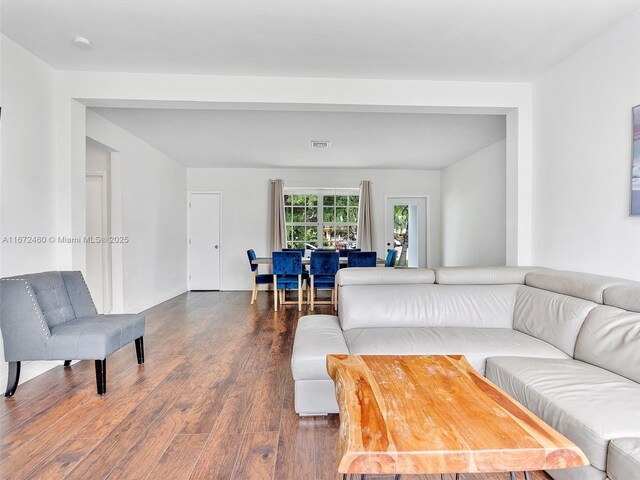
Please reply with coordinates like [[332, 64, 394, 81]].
[[603, 283, 640, 313], [339, 284, 518, 330], [485, 357, 640, 471], [49, 313, 145, 360], [435, 266, 542, 285], [291, 315, 349, 381], [22, 272, 76, 328], [343, 327, 568, 374], [513, 286, 597, 356], [575, 306, 640, 384], [607, 438, 640, 480], [525, 270, 628, 304], [336, 268, 435, 286]]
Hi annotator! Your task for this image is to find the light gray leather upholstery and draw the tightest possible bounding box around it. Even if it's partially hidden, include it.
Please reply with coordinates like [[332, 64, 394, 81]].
[[525, 270, 627, 304], [336, 267, 435, 286], [344, 327, 568, 374], [486, 356, 640, 471], [292, 265, 640, 479], [435, 266, 541, 285], [339, 284, 518, 330], [607, 438, 640, 480], [294, 380, 339, 415], [575, 306, 640, 383], [513, 286, 597, 356], [291, 315, 348, 381], [545, 465, 606, 480], [603, 283, 640, 313]]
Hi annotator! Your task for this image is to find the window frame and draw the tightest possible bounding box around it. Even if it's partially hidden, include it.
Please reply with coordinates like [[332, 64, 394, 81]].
[[284, 187, 360, 250]]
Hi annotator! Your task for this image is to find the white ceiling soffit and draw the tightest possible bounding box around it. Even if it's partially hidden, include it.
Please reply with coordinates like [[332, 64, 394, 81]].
[[3, 1, 640, 81], [89, 108, 506, 169]]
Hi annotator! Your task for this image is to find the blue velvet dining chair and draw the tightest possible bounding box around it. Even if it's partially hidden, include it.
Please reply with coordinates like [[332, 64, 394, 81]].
[[272, 251, 304, 312], [282, 248, 310, 275], [338, 248, 360, 269], [309, 251, 340, 311], [247, 249, 273, 305], [347, 251, 377, 267], [385, 249, 398, 268]]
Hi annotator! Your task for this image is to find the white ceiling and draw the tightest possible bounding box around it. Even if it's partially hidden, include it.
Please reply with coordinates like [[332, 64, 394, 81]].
[[2, 0, 639, 81], [90, 108, 506, 169]]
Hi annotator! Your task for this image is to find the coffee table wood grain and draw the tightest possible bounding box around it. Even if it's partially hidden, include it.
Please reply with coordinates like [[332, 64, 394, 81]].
[[326, 355, 589, 476]]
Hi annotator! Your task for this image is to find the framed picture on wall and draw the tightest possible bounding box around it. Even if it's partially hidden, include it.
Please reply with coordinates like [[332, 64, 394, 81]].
[[632, 104, 640, 216]]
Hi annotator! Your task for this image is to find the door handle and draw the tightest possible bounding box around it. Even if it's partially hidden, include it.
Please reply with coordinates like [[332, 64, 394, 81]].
[[214, 245, 219, 249]]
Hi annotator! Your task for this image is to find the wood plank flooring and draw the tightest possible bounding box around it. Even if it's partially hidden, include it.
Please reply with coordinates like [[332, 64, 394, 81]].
[[0, 291, 553, 480]]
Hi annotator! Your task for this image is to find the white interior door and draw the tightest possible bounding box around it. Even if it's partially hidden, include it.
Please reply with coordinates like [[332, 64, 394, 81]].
[[188, 193, 221, 290], [385, 196, 427, 268], [86, 173, 112, 312]]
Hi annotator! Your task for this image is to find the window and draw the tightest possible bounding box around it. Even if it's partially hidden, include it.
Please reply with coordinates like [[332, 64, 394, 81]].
[[284, 188, 359, 249]]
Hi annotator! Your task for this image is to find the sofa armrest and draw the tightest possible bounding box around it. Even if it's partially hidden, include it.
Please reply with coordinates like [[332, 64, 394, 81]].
[[61, 271, 98, 318], [0, 278, 51, 361], [608, 438, 640, 480], [291, 315, 349, 381]]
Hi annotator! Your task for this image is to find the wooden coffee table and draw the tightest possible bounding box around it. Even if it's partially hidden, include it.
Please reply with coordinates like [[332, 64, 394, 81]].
[[326, 355, 589, 479]]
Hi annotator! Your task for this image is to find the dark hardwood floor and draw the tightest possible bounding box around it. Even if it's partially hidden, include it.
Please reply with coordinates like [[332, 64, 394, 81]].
[[0, 291, 552, 480]]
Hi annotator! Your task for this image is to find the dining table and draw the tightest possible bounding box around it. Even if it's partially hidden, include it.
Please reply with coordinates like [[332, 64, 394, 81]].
[[251, 256, 386, 266]]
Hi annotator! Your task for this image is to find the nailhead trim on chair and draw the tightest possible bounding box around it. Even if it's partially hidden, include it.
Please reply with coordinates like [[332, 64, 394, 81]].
[[0, 278, 50, 338], [78, 272, 98, 314]]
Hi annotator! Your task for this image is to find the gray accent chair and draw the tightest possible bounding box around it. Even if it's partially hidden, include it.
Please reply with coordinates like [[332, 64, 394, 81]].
[[0, 271, 145, 397]]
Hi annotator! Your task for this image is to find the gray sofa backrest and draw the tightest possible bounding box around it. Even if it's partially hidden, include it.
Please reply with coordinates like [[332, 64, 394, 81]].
[[435, 266, 542, 285], [22, 272, 76, 327], [339, 283, 518, 330], [336, 268, 436, 286], [575, 305, 640, 384], [525, 269, 629, 304], [2, 271, 97, 328], [603, 283, 640, 313], [513, 286, 597, 356]]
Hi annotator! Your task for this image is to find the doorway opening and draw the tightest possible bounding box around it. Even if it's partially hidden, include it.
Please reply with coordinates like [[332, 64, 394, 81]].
[[85, 139, 113, 313], [386, 196, 428, 268]]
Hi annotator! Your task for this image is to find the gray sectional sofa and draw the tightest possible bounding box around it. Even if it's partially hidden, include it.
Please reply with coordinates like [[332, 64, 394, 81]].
[[290, 266, 640, 480]]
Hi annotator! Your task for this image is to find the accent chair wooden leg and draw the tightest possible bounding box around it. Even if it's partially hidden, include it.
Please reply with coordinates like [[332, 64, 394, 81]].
[[95, 359, 106, 396], [310, 275, 315, 311], [64, 360, 72, 367], [273, 275, 278, 311], [298, 274, 302, 311], [5, 361, 21, 398], [135, 336, 145, 364]]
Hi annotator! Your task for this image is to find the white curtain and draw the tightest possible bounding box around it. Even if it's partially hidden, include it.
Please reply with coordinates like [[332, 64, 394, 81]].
[[270, 179, 287, 252], [357, 180, 374, 250]]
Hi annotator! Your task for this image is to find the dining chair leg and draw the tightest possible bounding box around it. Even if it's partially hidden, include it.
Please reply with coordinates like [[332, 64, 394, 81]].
[[273, 275, 278, 312], [251, 277, 258, 304], [298, 274, 302, 311], [310, 275, 315, 311]]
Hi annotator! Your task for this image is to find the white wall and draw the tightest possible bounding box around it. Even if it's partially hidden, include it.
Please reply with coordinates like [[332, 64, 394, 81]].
[[54, 71, 532, 267], [0, 36, 59, 386], [86, 110, 188, 312], [441, 139, 507, 266], [187, 168, 441, 290], [532, 10, 640, 280], [0, 37, 57, 275]]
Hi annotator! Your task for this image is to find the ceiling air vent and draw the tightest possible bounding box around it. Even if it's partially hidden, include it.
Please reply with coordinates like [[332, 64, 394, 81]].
[[310, 140, 331, 148]]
